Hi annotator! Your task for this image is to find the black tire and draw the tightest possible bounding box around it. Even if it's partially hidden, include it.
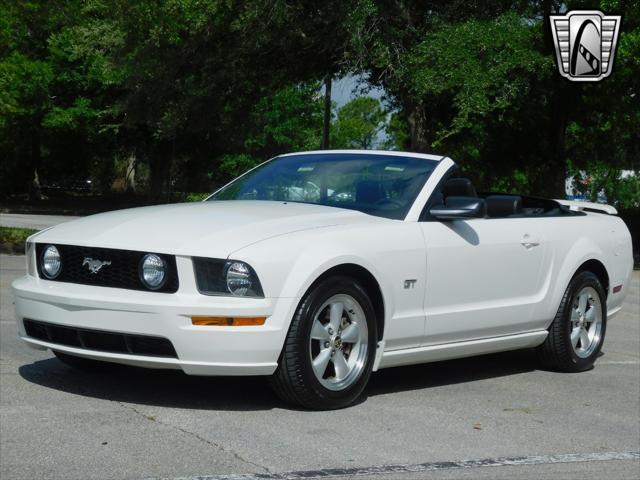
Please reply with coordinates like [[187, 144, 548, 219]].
[[538, 271, 607, 372], [270, 275, 378, 410], [53, 350, 118, 372]]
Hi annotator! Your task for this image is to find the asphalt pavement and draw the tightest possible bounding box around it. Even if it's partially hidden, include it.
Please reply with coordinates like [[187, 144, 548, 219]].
[[0, 213, 81, 230], [1, 254, 638, 480]]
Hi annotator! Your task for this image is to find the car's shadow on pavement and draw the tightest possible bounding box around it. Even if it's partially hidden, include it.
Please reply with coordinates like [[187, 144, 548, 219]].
[[19, 349, 543, 411], [18, 358, 280, 411], [366, 349, 540, 396]]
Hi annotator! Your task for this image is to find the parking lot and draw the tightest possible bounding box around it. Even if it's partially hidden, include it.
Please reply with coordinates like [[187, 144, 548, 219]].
[[1, 253, 638, 480]]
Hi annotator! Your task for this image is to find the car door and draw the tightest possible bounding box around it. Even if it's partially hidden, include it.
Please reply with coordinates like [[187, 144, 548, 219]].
[[418, 193, 549, 346]]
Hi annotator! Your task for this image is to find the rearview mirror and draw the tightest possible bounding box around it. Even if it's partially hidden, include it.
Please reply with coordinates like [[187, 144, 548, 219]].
[[430, 196, 486, 220]]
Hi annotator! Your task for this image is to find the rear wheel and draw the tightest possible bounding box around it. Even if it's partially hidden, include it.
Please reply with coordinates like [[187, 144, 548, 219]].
[[270, 276, 377, 410], [538, 271, 607, 372], [53, 351, 118, 372]]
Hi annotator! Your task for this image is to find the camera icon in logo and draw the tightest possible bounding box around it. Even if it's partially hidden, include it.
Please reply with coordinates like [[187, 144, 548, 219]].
[[550, 10, 621, 82]]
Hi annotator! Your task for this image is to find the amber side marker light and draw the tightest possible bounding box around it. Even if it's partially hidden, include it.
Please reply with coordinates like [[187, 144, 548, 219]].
[[191, 316, 267, 326]]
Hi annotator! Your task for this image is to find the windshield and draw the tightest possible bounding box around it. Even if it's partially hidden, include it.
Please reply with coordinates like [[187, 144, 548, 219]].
[[209, 153, 439, 219]]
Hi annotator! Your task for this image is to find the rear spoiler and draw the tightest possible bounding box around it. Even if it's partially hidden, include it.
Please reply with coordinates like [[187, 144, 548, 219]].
[[555, 199, 618, 215]]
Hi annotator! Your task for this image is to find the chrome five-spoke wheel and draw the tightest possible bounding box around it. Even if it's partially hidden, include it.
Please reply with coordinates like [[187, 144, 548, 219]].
[[538, 270, 607, 372], [309, 294, 369, 391], [270, 275, 377, 409], [570, 286, 603, 359]]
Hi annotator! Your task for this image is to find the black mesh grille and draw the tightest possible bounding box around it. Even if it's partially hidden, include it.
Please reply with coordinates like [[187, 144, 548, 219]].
[[23, 319, 178, 358], [35, 244, 179, 293]]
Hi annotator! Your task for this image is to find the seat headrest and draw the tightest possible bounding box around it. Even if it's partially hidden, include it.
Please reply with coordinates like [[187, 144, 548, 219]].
[[486, 195, 523, 217], [442, 178, 477, 198], [356, 179, 386, 204]]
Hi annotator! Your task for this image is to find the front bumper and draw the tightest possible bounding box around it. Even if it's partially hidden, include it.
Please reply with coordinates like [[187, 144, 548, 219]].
[[12, 272, 297, 376]]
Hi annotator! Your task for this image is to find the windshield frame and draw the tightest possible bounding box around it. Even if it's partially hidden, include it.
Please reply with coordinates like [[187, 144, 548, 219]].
[[207, 151, 442, 220]]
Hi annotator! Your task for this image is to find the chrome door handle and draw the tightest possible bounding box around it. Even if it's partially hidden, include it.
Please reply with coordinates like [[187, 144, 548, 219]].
[[521, 234, 540, 249]]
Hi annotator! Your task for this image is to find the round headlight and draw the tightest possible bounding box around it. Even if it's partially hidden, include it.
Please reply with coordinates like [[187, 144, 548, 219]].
[[226, 262, 252, 296], [41, 245, 61, 279], [140, 254, 166, 290]]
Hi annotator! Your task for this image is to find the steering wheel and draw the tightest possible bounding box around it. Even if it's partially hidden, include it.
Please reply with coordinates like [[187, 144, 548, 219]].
[[304, 181, 320, 193]]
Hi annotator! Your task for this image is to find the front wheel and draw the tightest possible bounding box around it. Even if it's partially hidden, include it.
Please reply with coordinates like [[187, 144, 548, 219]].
[[538, 271, 607, 372], [270, 276, 377, 410]]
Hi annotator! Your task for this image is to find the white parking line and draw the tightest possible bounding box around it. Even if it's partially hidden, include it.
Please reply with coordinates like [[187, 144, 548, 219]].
[[599, 360, 640, 365], [154, 451, 640, 480]]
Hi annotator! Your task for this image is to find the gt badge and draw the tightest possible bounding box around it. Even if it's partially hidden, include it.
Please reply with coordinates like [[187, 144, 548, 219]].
[[404, 279, 417, 289]]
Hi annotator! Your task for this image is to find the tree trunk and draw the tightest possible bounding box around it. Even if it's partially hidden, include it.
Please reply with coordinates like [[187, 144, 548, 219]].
[[534, 0, 568, 199], [533, 81, 578, 198], [548, 110, 570, 198], [543, 160, 568, 199], [28, 130, 43, 201], [124, 151, 137, 193], [531, 106, 571, 198], [149, 146, 172, 202], [407, 102, 429, 152], [321, 73, 332, 149]]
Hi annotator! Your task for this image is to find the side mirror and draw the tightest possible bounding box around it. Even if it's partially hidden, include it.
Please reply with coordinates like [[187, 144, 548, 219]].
[[430, 196, 486, 220]]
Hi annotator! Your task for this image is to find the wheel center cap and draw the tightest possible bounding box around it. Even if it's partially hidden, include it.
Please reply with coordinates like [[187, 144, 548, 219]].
[[333, 336, 343, 349]]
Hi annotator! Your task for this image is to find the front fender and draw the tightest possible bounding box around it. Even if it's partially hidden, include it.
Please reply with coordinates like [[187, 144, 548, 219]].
[[230, 221, 427, 345], [232, 235, 394, 334], [280, 251, 394, 321]]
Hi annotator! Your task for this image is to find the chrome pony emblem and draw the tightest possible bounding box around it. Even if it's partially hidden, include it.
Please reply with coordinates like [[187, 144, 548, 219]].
[[82, 257, 111, 274], [550, 10, 621, 82]]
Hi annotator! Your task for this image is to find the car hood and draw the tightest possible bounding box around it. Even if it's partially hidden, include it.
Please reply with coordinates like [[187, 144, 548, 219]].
[[33, 200, 382, 258]]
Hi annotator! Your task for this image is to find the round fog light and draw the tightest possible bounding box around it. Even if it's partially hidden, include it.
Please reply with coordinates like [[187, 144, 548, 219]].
[[140, 253, 166, 290], [41, 245, 61, 279]]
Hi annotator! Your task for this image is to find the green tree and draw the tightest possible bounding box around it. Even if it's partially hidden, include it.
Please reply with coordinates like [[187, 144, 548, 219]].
[[569, 160, 640, 209], [402, 11, 555, 192], [1, 0, 125, 197], [213, 82, 323, 183], [2, 0, 637, 206], [382, 112, 410, 151], [246, 83, 323, 158], [331, 97, 387, 149], [0, 1, 82, 198], [563, 0, 640, 206], [71, 1, 364, 195], [349, 1, 639, 198]]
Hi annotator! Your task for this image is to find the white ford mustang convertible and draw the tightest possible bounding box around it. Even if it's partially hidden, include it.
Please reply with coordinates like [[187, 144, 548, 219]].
[[13, 151, 633, 409]]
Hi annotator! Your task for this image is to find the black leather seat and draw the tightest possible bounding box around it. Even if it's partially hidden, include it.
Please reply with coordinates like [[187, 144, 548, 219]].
[[485, 195, 523, 218], [442, 178, 478, 198], [356, 180, 386, 204]]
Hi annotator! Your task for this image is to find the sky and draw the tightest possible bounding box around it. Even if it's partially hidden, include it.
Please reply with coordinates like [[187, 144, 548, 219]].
[[321, 74, 386, 108]]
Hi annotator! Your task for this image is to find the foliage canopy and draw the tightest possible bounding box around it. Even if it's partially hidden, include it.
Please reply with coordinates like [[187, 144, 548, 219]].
[[0, 0, 638, 208]]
